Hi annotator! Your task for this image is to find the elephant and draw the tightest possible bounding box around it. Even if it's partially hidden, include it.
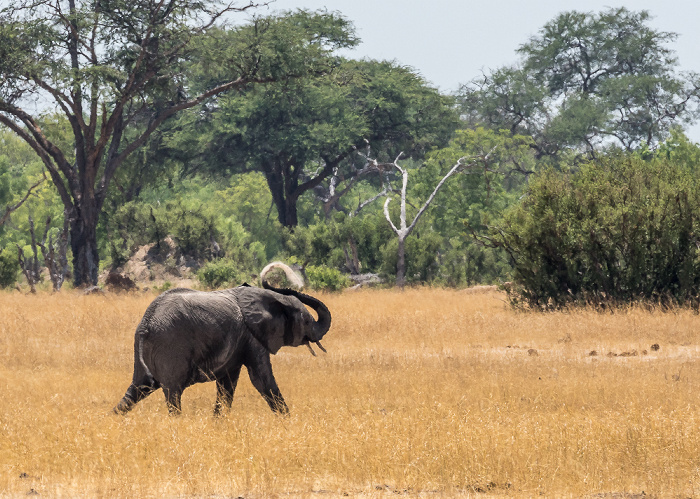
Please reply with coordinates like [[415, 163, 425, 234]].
[[113, 280, 331, 415]]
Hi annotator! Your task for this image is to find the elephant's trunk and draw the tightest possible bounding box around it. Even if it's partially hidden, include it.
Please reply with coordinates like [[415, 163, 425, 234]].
[[299, 292, 332, 341], [262, 280, 332, 341]]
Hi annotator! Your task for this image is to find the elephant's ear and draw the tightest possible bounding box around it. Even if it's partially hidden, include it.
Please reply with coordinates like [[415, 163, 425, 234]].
[[236, 287, 290, 354]]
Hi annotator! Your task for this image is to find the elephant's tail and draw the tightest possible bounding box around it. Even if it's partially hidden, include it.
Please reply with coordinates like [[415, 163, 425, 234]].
[[113, 333, 158, 415], [138, 334, 154, 379]]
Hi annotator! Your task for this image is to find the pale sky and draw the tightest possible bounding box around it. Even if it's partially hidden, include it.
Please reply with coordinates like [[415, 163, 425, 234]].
[[264, 0, 700, 141]]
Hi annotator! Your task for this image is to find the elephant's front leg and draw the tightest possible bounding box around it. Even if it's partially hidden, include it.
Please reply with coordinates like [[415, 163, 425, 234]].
[[246, 352, 289, 415], [214, 366, 242, 416]]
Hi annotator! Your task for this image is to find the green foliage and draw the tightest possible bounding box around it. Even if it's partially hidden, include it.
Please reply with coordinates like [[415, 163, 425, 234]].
[[0, 156, 11, 208], [1, 3, 367, 286], [103, 197, 216, 267], [280, 130, 530, 287], [217, 219, 267, 274], [171, 53, 458, 226], [655, 128, 700, 168], [104, 202, 160, 268], [197, 259, 247, 289], [283, 212, 392, 273], [491, 154, 700, 308], [166, 201, 216, 259], [101, 172, 280, 277], [0, 127, 47, 222], [189, 10, 359, 93], [0, 247, 19, 288], [0, 125, 66, 263], [398, 128, 534, 286], [213, 173, 284, 259], [304, 265, 351, 291], [153, 281, 173, 293], [460, 7, 700, 159]]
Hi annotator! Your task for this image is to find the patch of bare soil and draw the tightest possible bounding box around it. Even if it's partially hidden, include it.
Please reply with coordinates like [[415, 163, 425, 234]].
[[100, 236, 199, 290]]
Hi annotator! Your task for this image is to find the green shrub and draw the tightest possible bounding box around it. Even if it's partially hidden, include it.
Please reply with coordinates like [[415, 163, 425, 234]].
[[305, 265, 351, 291], [490, 156, 700, 308], [197, 259, 246, 289], [154, 281, 173, 293], [0, 247, 19, 288], [165, 201, 216, 259]]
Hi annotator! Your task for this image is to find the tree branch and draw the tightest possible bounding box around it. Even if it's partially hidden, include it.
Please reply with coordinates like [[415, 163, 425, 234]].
[[0, 172, 46, 226], [0, 113, 75, 209]]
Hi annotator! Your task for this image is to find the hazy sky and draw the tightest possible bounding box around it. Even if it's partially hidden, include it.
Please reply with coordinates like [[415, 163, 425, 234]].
[[264, 0, 700, 141]]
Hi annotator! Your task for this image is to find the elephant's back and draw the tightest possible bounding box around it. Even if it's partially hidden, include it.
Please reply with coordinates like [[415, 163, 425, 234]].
[[138, 288, 241, 335]]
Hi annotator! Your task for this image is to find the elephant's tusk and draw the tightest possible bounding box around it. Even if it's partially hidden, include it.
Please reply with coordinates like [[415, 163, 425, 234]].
[[315, 341, 327, 353], [306, 343, 317, 356]]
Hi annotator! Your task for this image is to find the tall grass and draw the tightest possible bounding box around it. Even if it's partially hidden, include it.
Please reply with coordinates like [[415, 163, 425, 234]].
[[1, 288, 700, 497]]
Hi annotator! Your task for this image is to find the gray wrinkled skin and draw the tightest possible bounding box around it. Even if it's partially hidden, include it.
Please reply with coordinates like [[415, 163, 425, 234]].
[[113, 284, 331, 416]]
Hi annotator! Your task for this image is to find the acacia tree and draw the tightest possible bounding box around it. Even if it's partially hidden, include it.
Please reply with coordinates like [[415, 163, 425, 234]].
[[460, 7, 700, 160], [0, 2, 353, 285], [166, 58, 457, 226]]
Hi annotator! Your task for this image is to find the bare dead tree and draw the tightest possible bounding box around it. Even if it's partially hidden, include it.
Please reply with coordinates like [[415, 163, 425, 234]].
[[15, 214, 70, 292], [349, 177, 393, 218], [16, 216, 41, 293], [308, 147, 396, 276], [311, 143, 395, 219], [383, 151, 494, 288]]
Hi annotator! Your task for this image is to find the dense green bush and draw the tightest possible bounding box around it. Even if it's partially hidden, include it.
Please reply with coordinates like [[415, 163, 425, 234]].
[[432, 238, 512, 287], [305, 264, 351, 291], [104, 199, 219, 265], [164, 200, 217, 259], [491, 156, 700, 308], [102, 176, 279, 272], [197, 259, 246, 289], [0, 247, 19, 288], [284, 212, 393, 275]]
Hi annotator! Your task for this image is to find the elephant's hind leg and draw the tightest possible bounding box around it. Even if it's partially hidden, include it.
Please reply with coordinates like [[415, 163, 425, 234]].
[[214, 366, 242, 416], [113, 377, 159, 415], [156, 354, 192, 415], [162, 386, 183, 415]]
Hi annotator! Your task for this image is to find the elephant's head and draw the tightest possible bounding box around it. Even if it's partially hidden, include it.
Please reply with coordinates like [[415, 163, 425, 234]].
[[236, 283, 332, 355]]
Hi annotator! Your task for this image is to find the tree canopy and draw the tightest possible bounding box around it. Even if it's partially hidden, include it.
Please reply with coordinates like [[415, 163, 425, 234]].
[[1, 5, 700, 298], [459, 7, 700, 161], [0, 1, 355, 284], [161, 57, 458, 226]]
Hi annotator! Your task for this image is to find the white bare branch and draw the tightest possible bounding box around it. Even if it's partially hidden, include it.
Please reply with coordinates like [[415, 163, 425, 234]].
[[383, 197, 401, 235]]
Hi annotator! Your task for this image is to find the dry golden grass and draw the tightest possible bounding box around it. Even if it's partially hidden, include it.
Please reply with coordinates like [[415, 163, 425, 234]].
[[1, 288, 700, 498]]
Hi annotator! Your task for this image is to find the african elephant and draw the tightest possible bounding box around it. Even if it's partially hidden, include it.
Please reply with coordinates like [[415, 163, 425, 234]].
[[113, 281, 331, 415]]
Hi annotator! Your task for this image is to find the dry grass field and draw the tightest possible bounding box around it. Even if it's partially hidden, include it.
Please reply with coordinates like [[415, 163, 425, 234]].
[[1, 288, 700, 498]]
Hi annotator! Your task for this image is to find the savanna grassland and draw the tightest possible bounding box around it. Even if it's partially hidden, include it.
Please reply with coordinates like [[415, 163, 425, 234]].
[[1, 288, 700, 498]]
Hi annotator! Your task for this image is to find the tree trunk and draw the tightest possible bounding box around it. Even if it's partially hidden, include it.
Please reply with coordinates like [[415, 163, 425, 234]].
[[268, 178, 299, 227], [269, 193, 299, 227], [69, 203, 100, 287], [265, 165, 298, 227], [344, 237, 361, 274], [282, 196, 299, 227], [396, 236, 406, 289]]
